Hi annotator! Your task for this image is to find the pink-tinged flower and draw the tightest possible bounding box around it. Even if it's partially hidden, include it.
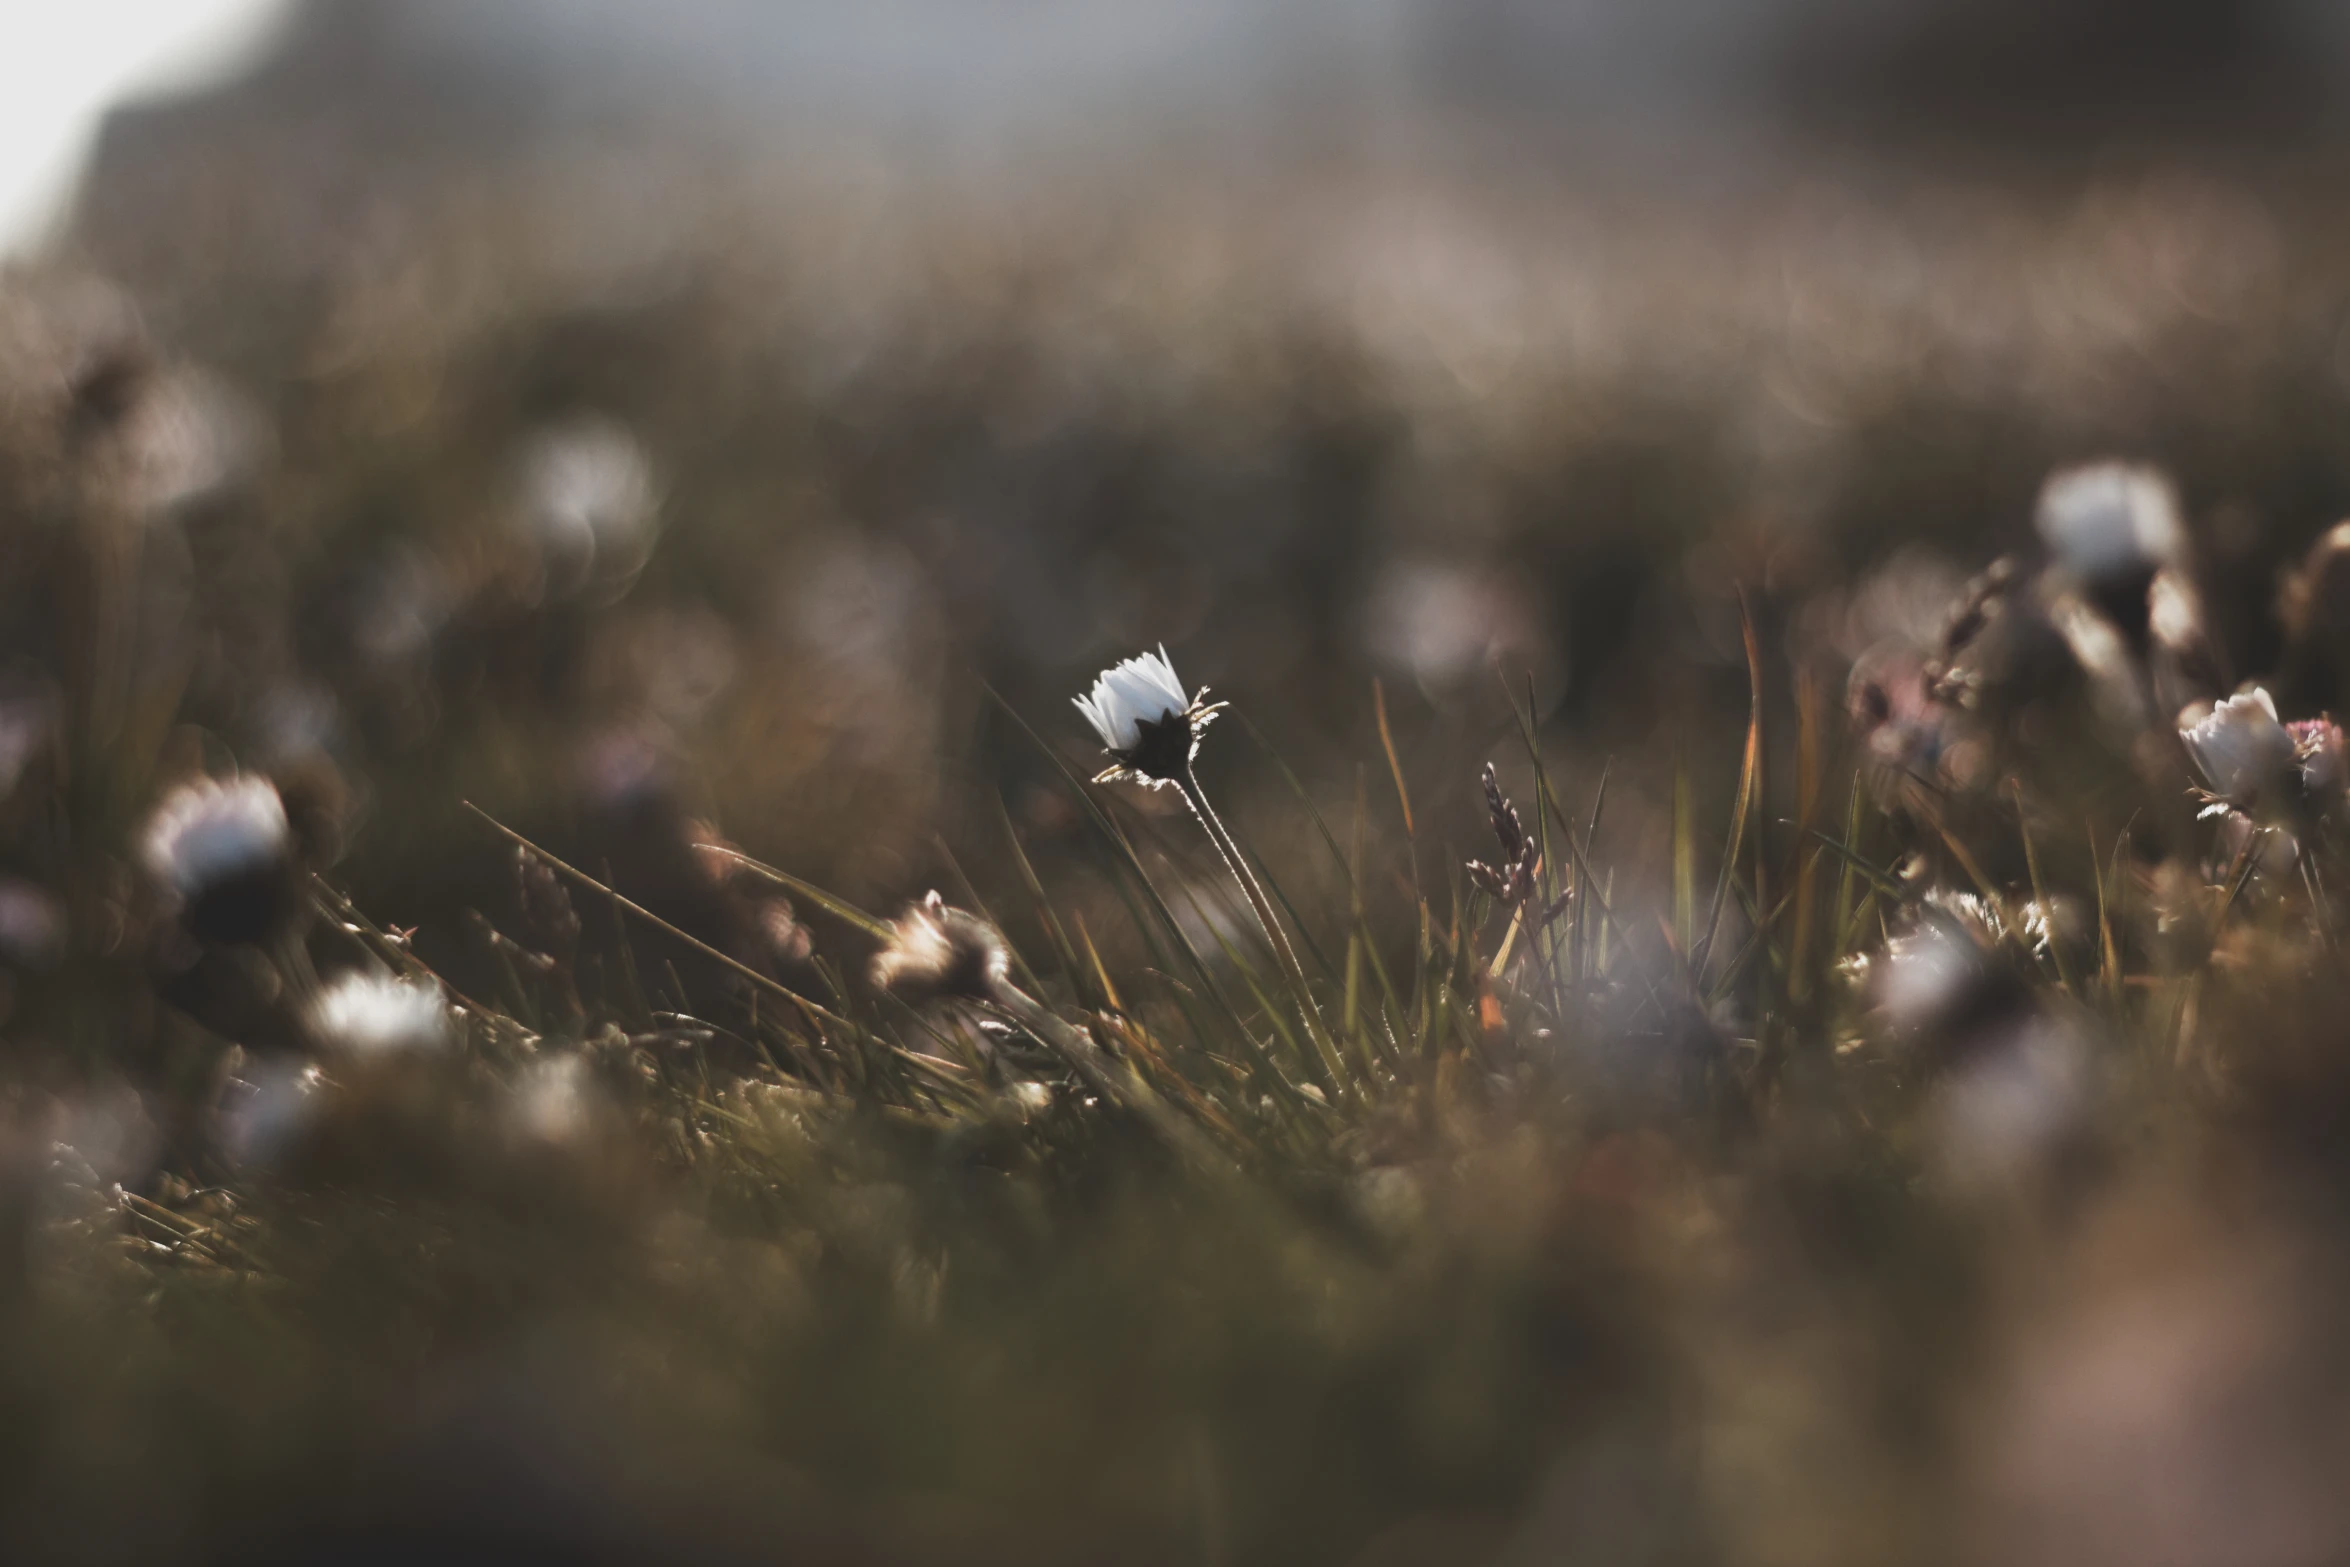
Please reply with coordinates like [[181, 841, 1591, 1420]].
[[2289, 718, 2346, 806], [1073, 646, 1223, 788], [2179, 688, 2295, 808]]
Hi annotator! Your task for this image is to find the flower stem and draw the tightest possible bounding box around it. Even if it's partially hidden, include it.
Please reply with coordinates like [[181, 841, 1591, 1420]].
[[1180, 769, 1350, 1096]]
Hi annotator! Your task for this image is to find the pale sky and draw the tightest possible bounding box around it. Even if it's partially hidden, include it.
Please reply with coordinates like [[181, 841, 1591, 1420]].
[[0, 0, 290, 255]]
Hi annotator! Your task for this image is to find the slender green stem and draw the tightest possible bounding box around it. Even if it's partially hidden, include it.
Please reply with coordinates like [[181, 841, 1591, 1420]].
[[1180, 769, 1353, 1095], [1179, 771, 1303, 985]]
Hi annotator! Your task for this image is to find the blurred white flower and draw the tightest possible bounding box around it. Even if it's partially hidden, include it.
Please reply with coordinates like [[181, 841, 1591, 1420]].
[[1363, 561, 1543, 691], [1074, 645, 1218, 786], [140, 775, 304, 945], [2179, 687, 2294, 806], [2036, 462, 2183, 584], [140, 775, 289, 901], [1878, 922, 1982, 1032], [521, 418, 659, 589], [307, 969, 451, 1057]]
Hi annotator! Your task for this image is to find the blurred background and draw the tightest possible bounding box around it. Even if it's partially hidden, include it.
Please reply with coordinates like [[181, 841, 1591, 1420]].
[[11, 0, 2350, 1006]]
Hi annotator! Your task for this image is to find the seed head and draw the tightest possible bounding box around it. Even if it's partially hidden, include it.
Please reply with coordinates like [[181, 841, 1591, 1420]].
[[1074, 646, 1223, 788], [870, 891, 1011, 1005], [1467, 763, 1538, 906]]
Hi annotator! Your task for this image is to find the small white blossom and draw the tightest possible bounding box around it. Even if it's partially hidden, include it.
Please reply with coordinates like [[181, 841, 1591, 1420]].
[[1075, 646, 1193, 753], [2036, 462, 2183, 584], [1073, 645, 1222, 785], [2179, 687, 2294, 805], [308, 969, 452, 1057], [140, 775, 290, 899]]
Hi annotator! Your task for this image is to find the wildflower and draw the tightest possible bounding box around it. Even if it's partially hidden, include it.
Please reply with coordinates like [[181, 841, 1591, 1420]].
[[139, 775, 300, 945], [307, 969, 452, 1057], [2291, 718, 2347, 808], [2179, 688, 2295, 809], [1076, 648, 1309, 1007], [2036, 462, 2184, 593], [870, 891, 1011, 1005], [1073, 646, 1222, 788], [520, 418, 659, 591]]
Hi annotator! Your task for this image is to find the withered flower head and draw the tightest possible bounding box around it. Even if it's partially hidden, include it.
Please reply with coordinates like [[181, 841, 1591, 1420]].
[[140, 774, 301, 945], [1074, 646, 1224, 788], [870, 891, 1011, 1005]]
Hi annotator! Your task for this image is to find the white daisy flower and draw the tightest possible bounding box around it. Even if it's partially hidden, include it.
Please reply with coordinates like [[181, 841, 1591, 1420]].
[[307, 969, 452, 1057], [2179, 687, 2295, 806], [1073, 645, 1222, 786], [141, 775, 288, 897], [140, 775, 298, 943], [2035, 462, 2184, 585]]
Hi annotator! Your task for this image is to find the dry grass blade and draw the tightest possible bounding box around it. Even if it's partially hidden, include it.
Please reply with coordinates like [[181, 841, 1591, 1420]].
[[463, 803, 850, 1030]]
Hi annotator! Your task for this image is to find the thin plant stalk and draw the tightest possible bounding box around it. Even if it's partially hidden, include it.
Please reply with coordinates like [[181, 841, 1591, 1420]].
[[1177, 767, 1351, 1095]]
